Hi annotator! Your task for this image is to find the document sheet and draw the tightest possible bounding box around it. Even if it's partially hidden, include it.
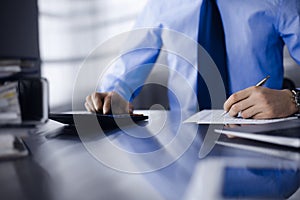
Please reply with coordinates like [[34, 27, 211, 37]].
[[184, 110, 297, 125]]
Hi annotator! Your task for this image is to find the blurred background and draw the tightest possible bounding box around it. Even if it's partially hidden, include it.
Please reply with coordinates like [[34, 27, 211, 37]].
[[39, 0, 149, 111], [38, 0, 300, 112]]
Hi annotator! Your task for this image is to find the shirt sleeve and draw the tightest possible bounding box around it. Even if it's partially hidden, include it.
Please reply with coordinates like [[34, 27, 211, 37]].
[[99, 1, 164, 101], [99, 30, 162, 101], [278, 0, 300, 65]]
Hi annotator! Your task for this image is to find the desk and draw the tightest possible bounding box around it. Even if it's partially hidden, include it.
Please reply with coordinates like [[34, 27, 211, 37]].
[[0, 110, 299, 200]]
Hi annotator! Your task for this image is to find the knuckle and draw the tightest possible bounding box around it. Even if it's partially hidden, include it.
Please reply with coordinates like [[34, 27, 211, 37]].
[[223, 100, 229, 108], [223, 102, 228, 110], [253, 91, 265, 100], [230, 93, 238, 102], [94, 93, 102, 101], [260, 96, 269, 105], [85, 95, 91, 102], [107, 92, 113, 98], [231, 104, 239, 113], [241, 111, 249, 119], [105, 93, 112, 101], [92, 92, 98, 99]]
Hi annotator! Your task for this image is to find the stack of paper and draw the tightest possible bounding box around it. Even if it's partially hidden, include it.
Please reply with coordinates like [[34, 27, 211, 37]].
[[214, 119, 300, 148], [0, 60, 21, 78], [0, 82, 21, 124]]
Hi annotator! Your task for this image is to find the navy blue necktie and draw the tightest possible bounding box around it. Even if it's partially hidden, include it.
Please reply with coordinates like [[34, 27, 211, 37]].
[[197, 0, 228, 110]]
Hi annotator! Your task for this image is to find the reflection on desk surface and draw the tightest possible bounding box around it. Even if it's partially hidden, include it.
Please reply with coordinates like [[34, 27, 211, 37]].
[[185, 158, 300, 200], [0, 110, 300, 200]]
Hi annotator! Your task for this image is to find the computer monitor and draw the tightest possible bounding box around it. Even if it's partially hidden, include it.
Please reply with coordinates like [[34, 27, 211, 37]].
[[0, 0, 40, 60]]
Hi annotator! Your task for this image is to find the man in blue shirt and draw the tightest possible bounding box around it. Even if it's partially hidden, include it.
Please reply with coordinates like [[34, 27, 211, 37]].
[[85, 0, 300, 119]]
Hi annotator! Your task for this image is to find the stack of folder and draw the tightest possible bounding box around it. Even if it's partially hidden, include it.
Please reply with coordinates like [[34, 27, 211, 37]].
[[0, 82, 21, 125], [214, 119, 300, 160]]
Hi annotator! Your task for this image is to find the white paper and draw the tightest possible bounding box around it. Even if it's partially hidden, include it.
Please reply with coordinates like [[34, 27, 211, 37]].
[[183, 109, 297, 125], [215, 129, 300, 148]]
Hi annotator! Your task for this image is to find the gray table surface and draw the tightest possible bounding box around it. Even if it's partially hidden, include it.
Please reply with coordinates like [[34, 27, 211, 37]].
[[0, 110, 299, 200]]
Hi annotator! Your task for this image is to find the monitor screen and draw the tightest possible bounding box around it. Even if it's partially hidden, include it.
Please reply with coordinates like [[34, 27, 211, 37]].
[[0, 0, 39, 60]]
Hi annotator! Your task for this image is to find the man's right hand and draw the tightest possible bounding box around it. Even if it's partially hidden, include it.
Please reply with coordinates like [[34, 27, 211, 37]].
[[85, 92, 133, 114]]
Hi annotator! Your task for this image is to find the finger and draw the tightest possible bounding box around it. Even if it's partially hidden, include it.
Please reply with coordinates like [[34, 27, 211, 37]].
[[251, 111, 265, 119], [91, 92, 104, 112], [85, 95, 96, 112], [227, 98, 254, 117], [103, 94, 112, 114], [226, 134, 236, 138], [250, 102, 274, 119], [84, 102, 93, 112], [239, 105, 260, 119], [224, 87, 253, 112]]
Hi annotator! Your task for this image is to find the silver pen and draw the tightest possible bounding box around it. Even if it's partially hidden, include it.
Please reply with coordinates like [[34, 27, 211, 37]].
[[255, 75, 270, 87]]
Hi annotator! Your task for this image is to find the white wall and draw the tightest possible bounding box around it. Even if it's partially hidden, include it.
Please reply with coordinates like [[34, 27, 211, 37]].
[[38, 0, 147, 111]]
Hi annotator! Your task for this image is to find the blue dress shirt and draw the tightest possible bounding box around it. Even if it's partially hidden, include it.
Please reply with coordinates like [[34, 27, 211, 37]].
[[99, 0, 300, 111]]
